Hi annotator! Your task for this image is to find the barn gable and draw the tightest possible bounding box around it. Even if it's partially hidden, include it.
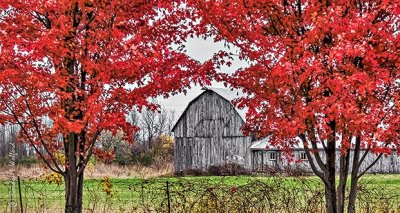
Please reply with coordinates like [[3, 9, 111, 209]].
[[172, 87, 253, 172], [172, 87, 247, 137], [203, 87, 247, 121]]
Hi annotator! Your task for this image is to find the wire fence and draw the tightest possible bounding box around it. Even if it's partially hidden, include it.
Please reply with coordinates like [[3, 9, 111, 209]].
[[1, 175, 399, 213]]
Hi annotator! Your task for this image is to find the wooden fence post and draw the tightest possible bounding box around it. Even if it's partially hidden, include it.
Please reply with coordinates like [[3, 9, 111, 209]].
[[18, 176, 23, 213], [141, 183, 144, 205], [166, 181, 171, 213]]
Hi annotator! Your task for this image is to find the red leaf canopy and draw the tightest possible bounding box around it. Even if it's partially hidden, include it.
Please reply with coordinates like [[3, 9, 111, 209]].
[[0, 0, 211, 164], [188, 0, 400, 153]]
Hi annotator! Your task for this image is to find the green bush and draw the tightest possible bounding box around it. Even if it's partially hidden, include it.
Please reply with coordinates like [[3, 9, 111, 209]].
[[138, 152, 154, 166], [16, 156, 39, 166]]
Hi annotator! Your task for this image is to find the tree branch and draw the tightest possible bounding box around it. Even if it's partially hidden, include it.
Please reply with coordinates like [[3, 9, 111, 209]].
[[77, 129, 101, 175], [299, 134, 328, 184], [306, 127, 328, 173], [31, 11, 51, 29], [357, 153, 384, 180], [15, 88, 65, 173], [1, 98, 63, 174]]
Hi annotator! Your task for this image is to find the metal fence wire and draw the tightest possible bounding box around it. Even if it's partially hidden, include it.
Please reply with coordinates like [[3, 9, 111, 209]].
[[0, 176, 399, 213]]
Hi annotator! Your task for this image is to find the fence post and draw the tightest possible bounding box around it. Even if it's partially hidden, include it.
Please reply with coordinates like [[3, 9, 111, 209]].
[[18, 176, 23, 213], [9, 180, 13, 213], [141, 183, 144, 205], [166, 181, 171, 213]]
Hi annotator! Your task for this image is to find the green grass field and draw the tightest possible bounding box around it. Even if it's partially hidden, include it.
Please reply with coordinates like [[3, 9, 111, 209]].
[[1, 174, 399, 212]]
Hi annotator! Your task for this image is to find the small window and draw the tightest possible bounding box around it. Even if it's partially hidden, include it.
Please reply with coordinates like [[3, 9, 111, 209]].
[[269, 152, 277, 161], [300, 152, 307, 161]]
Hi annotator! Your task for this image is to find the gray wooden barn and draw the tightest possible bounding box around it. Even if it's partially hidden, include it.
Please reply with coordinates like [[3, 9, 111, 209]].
[[172, 87, 399, 174], [172, 87, 253, 172]]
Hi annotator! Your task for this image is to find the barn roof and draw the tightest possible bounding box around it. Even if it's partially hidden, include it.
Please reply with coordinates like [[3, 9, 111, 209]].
[[171, 86, 248, 132], [249, 136, 383, 151], [250, 137, 338, 151], [204, 87, 247, 121]]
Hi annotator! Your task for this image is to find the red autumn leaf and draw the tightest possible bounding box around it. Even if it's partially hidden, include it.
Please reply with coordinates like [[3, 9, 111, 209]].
[[0, 1, 213, 210], [187, 1, 399, 212]]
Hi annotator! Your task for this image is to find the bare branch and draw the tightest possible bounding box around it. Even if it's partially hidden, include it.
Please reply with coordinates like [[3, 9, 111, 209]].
[[299, 134, 328, 185], [1, 98, 63, 174], [357, 153, 384, 180], [77, 129, 101, 175], [305, 126, 328, 173]]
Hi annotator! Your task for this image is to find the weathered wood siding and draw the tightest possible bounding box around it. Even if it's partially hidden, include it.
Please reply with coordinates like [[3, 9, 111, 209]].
[[173, 90, 253, 172], [252, 150, 400, 173]]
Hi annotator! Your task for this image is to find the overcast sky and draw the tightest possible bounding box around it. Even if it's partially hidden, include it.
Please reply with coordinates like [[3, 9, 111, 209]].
[[157, 37, 249, 114]]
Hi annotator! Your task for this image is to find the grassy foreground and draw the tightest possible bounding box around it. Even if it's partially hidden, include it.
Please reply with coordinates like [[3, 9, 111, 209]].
[[0, 174, 399, 212]]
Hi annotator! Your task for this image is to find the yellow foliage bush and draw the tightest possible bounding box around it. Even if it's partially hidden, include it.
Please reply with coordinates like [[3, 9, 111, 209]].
[[44, 172, 63, 185], [101, 177, 113, 196]]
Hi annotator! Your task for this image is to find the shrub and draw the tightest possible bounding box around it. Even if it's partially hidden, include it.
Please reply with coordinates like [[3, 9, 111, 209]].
[[135, 152, 154, 166], [124, 135, 174, 167], [207, 163, 250, 176], [284, 166, 311, 176], [255, 165, 311, 177], [184, 168, 207, 176], [0, 156, 39, 166], [100, 177, 114, 197], [152, 135, 174, 168], [207, 165, 222, 176], [255, 165, 282, 175], [44, 172, 63, 185], [17, 157, 39, 166]]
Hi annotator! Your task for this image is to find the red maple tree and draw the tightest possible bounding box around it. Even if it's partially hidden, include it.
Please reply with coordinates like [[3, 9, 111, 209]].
[[188, 0, 400, 212], [0, 1, 210, 212]]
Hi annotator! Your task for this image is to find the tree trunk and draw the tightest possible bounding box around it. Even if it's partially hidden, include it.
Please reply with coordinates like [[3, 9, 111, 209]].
[[325, 181, 337, 213], [325, 120, 337, 213], [347, 175, 358, 213], [64, 132, 84, 213], [337, 150, 350, 212], [347, 136, 361, 213], [77, 171, 84, 213], [325, 142, 337, 213], [77, 131, 86, 213], [64, 171, 84, 213]]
